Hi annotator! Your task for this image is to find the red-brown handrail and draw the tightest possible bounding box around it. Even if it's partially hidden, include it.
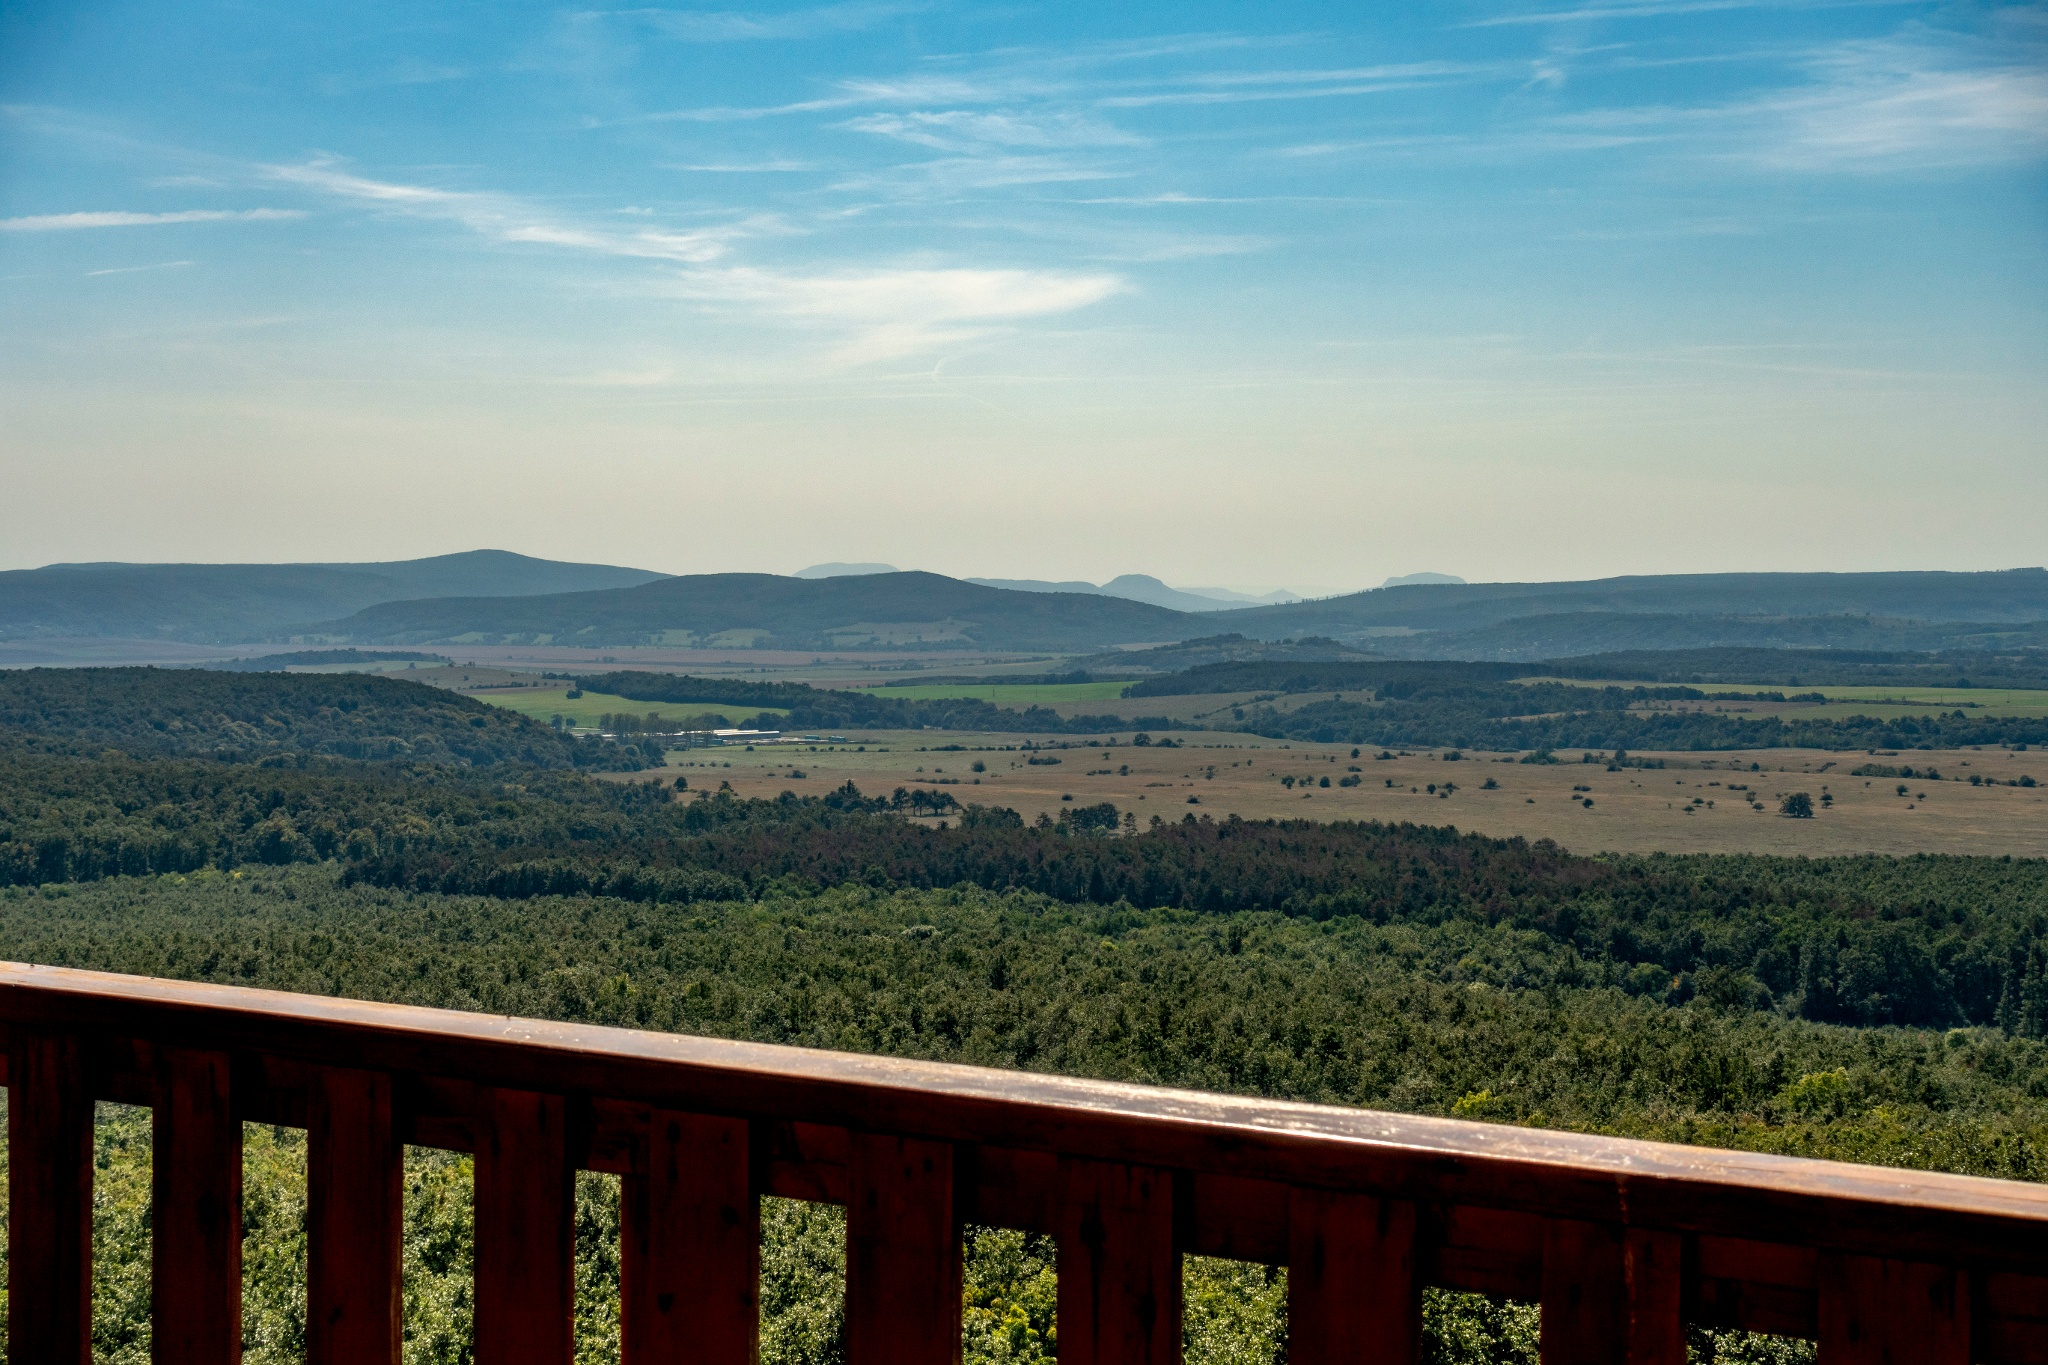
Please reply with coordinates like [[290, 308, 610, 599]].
[[2, 960, 2043, 1363]]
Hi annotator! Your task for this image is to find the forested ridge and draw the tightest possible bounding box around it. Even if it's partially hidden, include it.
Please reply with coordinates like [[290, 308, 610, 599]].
[[3, 867, 2045, 1363], [578, 667, 2048, 752], [8, 746, 2048, 1033], [0, 667, 651, 768], [1231, 681, 2048, 752], [5, 667, 2048, 1363], [572, 670, 1166, 735]]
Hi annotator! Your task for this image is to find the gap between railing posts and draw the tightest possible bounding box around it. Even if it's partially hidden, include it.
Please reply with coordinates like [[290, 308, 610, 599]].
[[0, 960, 2044, 1365]]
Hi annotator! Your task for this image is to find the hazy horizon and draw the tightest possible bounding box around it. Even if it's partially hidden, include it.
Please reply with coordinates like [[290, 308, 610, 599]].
[[3, 0, 2043, 584]]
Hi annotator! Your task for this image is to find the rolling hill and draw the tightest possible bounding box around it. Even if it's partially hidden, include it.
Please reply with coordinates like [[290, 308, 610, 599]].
[[1223, 570, 2048, 658], [306, 570, 1201, 651], [965, 573, 1295, 612], [0, 667, 637, 767], [0, 550, 669, 643]]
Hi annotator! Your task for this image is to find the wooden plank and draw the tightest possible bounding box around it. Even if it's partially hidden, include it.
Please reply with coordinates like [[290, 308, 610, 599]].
[[1058, 1158, 1180, 1365], [1622, 1229, 1686, 1365], [1192, 1173, 1289, 1266], [6, 962, 2048, 1273], [8, 1030, 95, 1364], [307, 1066, 402, 1365], [1695, 1233, 1819, 1337], [1818, 1253, 1970, 1365], [154, 1047, 243, 1365], [1436, 1205, 1544, 1300], [846, 1132, 962, 1365], [474, 1087, 575, 1365], [1540, 1220, 1683, 1365], [1979, 1273, 2048, 1365], [1287, 1189, 1419, 1365], [969, 1145, 1058, 1234], [622, 1110, 758, 1365]]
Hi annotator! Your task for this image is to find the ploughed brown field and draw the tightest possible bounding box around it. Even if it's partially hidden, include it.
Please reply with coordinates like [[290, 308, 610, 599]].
[[650, 732, 2048, 857]]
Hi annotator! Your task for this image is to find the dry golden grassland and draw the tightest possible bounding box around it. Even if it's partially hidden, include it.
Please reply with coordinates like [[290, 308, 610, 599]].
[[654, 732, 2048, 858]]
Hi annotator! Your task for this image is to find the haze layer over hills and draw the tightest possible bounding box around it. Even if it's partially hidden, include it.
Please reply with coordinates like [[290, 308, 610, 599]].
[[1, 552, 2043, 660], [0, 550, 666, 643]]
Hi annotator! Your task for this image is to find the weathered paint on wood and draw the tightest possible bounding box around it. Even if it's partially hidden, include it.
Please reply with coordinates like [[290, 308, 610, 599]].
[[622, 1109, 759, 1365], [846, 1132, 962, 1365], [3, 961, 2041, 1270], [0, 963, 2043, 1364], [1059, 1158, 1181, 1365], [475, 1087, 575, 1365], [307, 1066, 403, 1365], [1287, 1188, 1420, 1365], [1540, 1220, 1684, 1365], [153, 1047, 242, 1365], [8, 1030, 95, 1364], [1818, 1253, 1970, 1365]]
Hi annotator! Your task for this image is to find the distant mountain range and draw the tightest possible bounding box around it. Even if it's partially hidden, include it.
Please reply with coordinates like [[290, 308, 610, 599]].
[[798, 563, 1302, 612], [0, 550, 666, 643], [3, 553, 2042, 662], [1219, 569, 2048, 659], [303, 570, 1193, 652], [965, 573, 1300, 613]]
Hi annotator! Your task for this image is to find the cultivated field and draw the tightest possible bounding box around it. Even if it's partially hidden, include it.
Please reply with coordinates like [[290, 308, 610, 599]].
[[655, 732, 2048, 858], [479, 684, 789, 727]]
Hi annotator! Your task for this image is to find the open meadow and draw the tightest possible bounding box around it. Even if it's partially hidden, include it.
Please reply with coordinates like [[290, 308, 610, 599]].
[[659, 732, 2048, 857]]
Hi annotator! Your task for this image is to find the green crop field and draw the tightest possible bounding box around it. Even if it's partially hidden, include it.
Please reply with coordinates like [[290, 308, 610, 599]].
[[477, 686, 790, 727], [856, 680, 1134, 706]]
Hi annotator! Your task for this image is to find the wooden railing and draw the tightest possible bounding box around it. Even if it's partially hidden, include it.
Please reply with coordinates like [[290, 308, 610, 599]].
[[2, 960, 2045, 1364]]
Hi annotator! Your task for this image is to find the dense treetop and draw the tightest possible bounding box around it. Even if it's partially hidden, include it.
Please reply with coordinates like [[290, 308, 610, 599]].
[[0, 667, 647, 768]]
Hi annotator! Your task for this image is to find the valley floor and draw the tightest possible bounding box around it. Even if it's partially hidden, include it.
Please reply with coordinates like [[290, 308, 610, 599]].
[[651, 734, 2048, 857]]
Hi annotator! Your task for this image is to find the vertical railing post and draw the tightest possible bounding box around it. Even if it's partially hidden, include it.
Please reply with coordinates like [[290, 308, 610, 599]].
[[8, 1029, 96, 1363], [1288, 1189, 1420, 1364], [1540, 1220, 1684, 1365], [1058, 1158, 1181, 1365], [622, 1109, 758, 1365], [307, 1066, 402, 1365], [845, 1132, 962, 1365], [475, 1086, 576, 1365], [1818, 1253, 1970, 1365], [154, 1047, 243, 1365]]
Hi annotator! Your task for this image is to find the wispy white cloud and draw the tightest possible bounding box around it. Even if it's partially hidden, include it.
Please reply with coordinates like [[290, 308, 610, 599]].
[[667, 264, 1126, 363], [1756, 36, 2048, 169], [1539, 32, 2048, 169], [842, 109, 1143, 153], [266, 157, 1118, 362], [266, 160, 757, 261], [601, 1, 923, 43], [1465, 0, 1918, 27], [667, 158, 818, 172], [86, 259, 196, 276], [0, 208, 302, 231], [1277, 31, 2048, 172]]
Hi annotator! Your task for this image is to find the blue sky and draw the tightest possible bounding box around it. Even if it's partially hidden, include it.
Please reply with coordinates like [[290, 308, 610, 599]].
[[2, 1, 2043, 589]]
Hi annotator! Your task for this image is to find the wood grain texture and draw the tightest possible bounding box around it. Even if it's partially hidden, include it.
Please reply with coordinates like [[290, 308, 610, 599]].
[[1058, 1158, 1181, 1365], [622, 1109, 759, 1365], [1540, 1220, 1684, 1365], [8, 1030, 95, 1364], [1287, 1189, 1419, 1365], [307, 1066, 402, 1365], [846, 1133, 962, 1365], [3, 962, 2040, 1272], [1818, 1254, 1970, 1365], [153, 1046, 242, 1365], [475, 1087, 575, 1365]]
